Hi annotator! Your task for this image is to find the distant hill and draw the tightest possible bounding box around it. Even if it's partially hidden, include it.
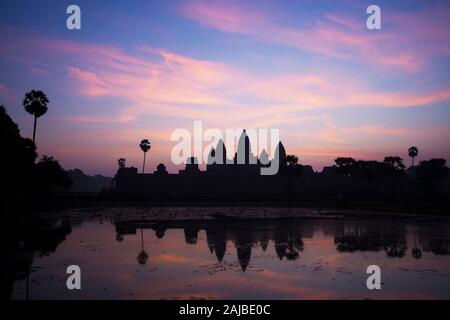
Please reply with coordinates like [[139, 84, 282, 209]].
[[67, 169, 112, 193]]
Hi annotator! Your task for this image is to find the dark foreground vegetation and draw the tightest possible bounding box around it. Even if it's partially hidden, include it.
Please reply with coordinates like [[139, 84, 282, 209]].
[[1, 103, 72, 215]]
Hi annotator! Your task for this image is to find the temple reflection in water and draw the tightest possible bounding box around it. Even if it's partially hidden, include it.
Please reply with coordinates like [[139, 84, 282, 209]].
[[114, 219, 312, 271], [2, 215, 450, 300], [113, 218, 450, 271]]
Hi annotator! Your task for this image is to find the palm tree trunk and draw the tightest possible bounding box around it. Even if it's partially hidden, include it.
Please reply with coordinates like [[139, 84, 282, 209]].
[[142, 152, 146, 174], [32, 115, 37, 144]]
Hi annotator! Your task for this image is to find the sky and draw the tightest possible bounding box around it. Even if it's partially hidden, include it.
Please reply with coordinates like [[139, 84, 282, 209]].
[[0, 0, 449, 176]]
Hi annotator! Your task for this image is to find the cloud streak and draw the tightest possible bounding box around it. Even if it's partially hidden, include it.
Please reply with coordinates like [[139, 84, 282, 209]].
[[3, 26, 449, 126], [1, 9, 449, 174], [180, 1, 450, 72]]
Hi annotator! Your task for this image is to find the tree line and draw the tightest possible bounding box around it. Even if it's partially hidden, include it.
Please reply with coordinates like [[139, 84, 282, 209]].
[[333, 155, 448, 194]]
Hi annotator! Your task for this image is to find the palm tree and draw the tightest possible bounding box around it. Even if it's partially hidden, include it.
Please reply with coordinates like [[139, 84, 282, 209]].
[[23, 90, 49, 144], [118, 158, 126, 169], [139, 139, 151, 173], [408, 146, 418, 167]]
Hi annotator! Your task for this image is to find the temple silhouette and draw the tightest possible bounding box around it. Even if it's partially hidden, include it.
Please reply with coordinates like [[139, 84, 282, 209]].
[[112, 130, 300, 200], [111, 130, 450, 203]]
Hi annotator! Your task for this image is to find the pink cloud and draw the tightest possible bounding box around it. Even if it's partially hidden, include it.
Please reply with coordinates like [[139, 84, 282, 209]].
[[62, 114, 136, 124], [2, 25, 449, 173], [323, 13, 360, 30], [245, 75, 450, 112], [2, 25, 449, 126], [65, 50, 450, 121], [180, 1, 450, 73], [181, 0, 268, 34]]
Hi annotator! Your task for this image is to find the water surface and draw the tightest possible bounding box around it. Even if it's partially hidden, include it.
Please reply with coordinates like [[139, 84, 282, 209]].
[[4, 209, 450, 300]]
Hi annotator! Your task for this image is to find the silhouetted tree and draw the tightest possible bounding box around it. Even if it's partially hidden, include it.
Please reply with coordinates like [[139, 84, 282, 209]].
[[286, 155, 298, 167], [408, 146, 419, 167], [353, 160, 388, 197], [286, 155, 302, 177], [383, 156, 405, 197], [139, 139, 151, 173], [34, 156, 73, 192], [416, 159, 449, 194], [0, 105, 36, 214], [31, 155, 72, 208], [23, 90, 49, 144], [333, 157, 357, 177], [1, 104, 73, 213], [333, 157, 358, 200], [0, 105, 37, 166], [358, 160, 388, 181], [118, 158, 126, 169], [155, 163, 168, 175]]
